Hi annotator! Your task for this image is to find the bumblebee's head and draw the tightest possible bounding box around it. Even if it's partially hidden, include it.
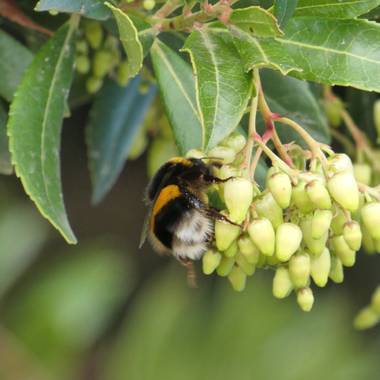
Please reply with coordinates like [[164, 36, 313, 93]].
[[146, 157, 219, 202]]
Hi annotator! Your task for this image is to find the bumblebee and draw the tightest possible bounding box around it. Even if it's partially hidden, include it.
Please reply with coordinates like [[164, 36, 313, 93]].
[[140, 157, 233, 282]]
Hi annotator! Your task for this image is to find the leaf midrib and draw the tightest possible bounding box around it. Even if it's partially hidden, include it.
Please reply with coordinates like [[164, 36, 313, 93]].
[[275, 36, 380, 64], [153, 43, 201, 124], [40, 23, 75, 220], [296, 0, 371, 11], [199, 30, 220, 146]]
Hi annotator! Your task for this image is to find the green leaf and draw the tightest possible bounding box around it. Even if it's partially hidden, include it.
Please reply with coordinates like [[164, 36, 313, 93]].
[[259, 69, 330, 144], [295, 0, 380, 18], [106, 3, 143, 80], [35, 0, 111, 20], [276, 18, 380, 91], [229, 26, 301, 75], [150, 41, 202, 154], [0, 101, 12, 174], [182, 30, 252, 150], [274, 0, 298, 27], [87, 77, 156, 204], [0, 30, 33, 102], [230, 6, 283, 37], [7, 21, 77, 244], [128, 15, 155, 56]]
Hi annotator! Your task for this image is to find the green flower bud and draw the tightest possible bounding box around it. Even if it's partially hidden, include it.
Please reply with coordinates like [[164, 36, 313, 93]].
[[224, 240, 238, 258], [327, 171, 359, 212], [215, 216, 241, 251], [353, 163, 372, 185], [329, 256, 344, 283], [76, 40, 88, 54], [273, 267, 293, 299], [208, 146, 236, 164], [362, 224, 376, 254], [221, 133, 246, 153], [374, 99, 380, 143], [248, 218, 275, 256], [310, 248, 331, 287], [289, 252, 311, 288], [238, 236, 260, 264], [331, 207, 346, 235], [328, 154, 353, 174], [306, 180, 332, 210], [84, 20, 103, 49], [300, 216, 328, 256], [323, 97, 343, 127], [214, 164, 240, 180], [236, 253, 255, 276], [370, 286, 380, 314], [254, 192, 283, 229], [311, 209, 332, 239], [354, 307, 379, 330], [343, 221, 362, 251], [224, 177, 253, 223], [185, 149, 205, 159], [93, 50, 114, 78], [361, 202, 380, 240], [267, 172, 292, 209], [291, 180, 315, 213], [116, 61, 130, 86], [228, 266, 247, 291], [86, 76, 103, 94], [75, 54, 90, 74], [296, 287, 314, 312], [202, 250, 222, 275], [331, 235, 356, 267], [275, 223, 303, 262], [143, 0, 156, 10], [216, 256, 235, 277]]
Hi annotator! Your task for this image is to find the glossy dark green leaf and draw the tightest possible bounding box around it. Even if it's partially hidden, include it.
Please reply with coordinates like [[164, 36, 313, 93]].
[[295, 0, 380, 18], [4, 246, 133, 376], [236, 17, 380, 91], [7, 21, 77, 244], [274, 0, 298, 27], [230, 26, 301, 75], [280, 18, 380, 91], [0, 101, 12, 174], [0, 30, 33, 102], [87, 77, 156, 204], [182, 30, 252, 150], [129, 15, 155, 56], [259, 69, 330, 144], [35, 0, 111, 20], [151, 41, 202, 154], [106, 3, 143, 80], [230, 6, 283, 37]]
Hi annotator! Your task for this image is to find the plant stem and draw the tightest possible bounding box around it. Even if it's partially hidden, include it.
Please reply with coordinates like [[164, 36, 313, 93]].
[[256, 75, 294, 167], [154, 0, 182, 18], [241, 69, 259, 179]]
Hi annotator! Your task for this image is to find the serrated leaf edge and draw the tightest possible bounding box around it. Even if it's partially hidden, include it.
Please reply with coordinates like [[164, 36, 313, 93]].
[[7, 20, 78, 244]]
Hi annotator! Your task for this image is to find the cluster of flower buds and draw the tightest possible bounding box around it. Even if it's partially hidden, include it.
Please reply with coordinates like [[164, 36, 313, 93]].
[[354, 286, 380, 329], [188, 133, 380, 312], [75, 20, 130, 93]]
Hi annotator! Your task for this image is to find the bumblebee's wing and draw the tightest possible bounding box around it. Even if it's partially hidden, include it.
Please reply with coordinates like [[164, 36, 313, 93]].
[[139, 207, 152, 249]]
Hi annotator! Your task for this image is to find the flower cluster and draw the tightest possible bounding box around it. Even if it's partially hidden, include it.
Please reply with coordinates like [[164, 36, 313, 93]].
[[75, 20, 130, 93], [190, 133, 380, 312]]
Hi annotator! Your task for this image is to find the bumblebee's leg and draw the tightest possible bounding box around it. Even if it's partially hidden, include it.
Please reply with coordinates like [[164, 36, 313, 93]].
[[205, 207, 242, 226], [178, 257, 197, 288], [204, 175, 234, 184]]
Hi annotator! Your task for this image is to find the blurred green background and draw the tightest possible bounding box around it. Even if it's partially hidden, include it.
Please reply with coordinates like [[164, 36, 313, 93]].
[[0, 112, 380, 380]]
